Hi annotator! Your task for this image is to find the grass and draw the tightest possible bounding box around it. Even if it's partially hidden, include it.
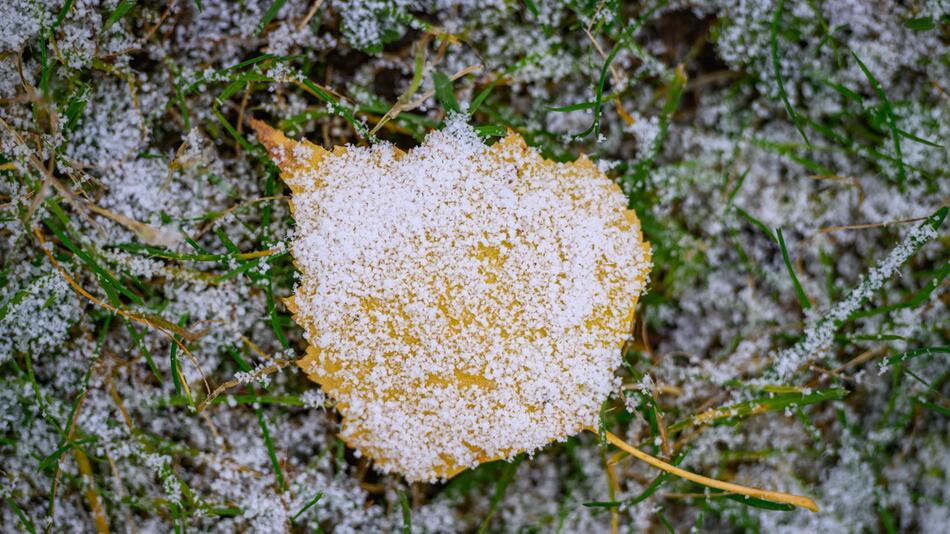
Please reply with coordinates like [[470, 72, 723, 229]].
[[770, 0, 810, 146], [0, 1, 947, 532]]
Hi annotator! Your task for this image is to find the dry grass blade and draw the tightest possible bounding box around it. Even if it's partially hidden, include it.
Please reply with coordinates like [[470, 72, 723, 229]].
[[33, 228, 211, 393], [86, 204, 179, 247], [196, 359, 293, 412], [814, 215, 932, 236], [595, 428, 819, 512]]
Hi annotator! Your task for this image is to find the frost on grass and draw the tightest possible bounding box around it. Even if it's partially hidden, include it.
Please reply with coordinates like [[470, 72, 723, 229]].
[[254, 116, 651, 481], [0, 262, 82, 361], [769, 213, 943, 381], [1, 0, 947, 532]]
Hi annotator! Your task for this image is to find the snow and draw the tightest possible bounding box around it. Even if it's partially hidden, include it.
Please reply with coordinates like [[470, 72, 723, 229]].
[[0, 0, 945, 531], [259, 115, 651, 481]]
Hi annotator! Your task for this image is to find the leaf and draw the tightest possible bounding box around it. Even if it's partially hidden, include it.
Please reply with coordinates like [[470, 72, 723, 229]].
[[549, 100, 596, 112], [468, 80, 497, 115], [896, 127, 944, 149], [583, 501, 621, 508], [578, 0, 668, 138], [249, 119, 650, 483]]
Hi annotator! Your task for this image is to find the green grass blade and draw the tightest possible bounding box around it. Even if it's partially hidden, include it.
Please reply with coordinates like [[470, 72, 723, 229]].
[[468, 80, 497, 116], [291, 491, 323, 523], [668, 388, 850, 433], [104, 0, 136, 31], [433, 71, 460, 114], [256, 406, 287, 492], [776, 228, 811, 310], [916, 397, 950, 417], [851, 51, 906, 185], [256, 0, 288, 36], [477, 456, 523, 534], [882, 346, 950, 369], [578, 0, 668, 139], [723, 493, 795, 511], [4, 497, 37, 534], [770, 0, 810, 145], [734, 206, 775, 241], [904, 17, 935, 31], [852, 261, 949, 319], [398, 490, 412, 534], [626, 448, 689, 506]]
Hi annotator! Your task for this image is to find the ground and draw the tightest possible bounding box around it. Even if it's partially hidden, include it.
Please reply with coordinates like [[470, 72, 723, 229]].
[[0, 1, 948, 533]]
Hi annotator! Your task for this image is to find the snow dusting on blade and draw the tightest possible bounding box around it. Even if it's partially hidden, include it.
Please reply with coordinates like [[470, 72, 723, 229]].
[[251, 117, 651, 482]]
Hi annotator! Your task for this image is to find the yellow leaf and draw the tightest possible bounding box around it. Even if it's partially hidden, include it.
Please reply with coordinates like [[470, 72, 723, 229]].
[[251, 118, 651, 482]]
